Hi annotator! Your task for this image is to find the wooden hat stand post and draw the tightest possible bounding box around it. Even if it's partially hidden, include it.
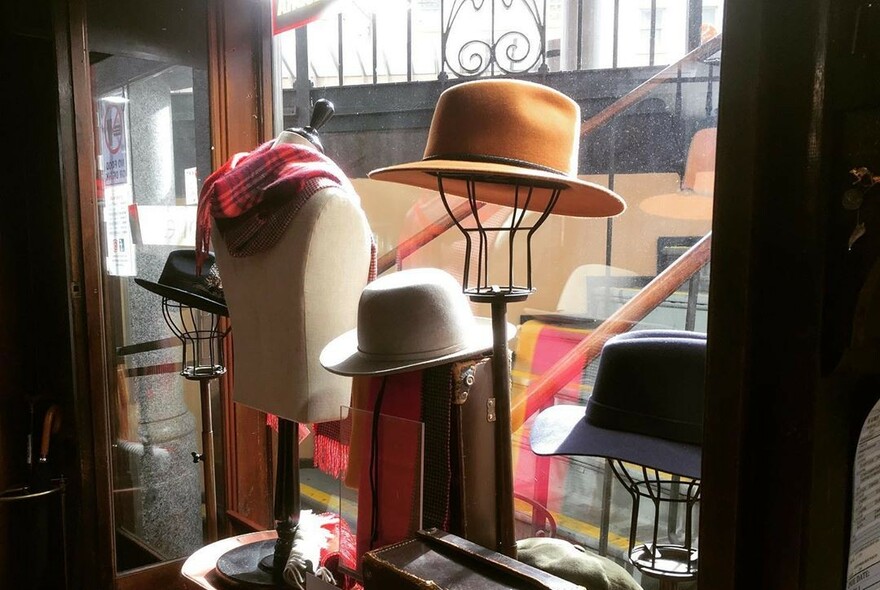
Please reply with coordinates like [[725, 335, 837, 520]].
[[161, 296, 230, 543]]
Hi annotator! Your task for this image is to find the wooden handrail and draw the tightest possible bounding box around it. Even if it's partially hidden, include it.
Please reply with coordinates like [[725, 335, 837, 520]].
[[581, 34, 722, 136], [377, 198, 486, 275], [511, 232, 712, 432]]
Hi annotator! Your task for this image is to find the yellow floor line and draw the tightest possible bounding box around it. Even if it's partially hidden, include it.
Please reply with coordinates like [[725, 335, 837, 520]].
[[513, 497, 630, 551], [301, 482, 359, 515]]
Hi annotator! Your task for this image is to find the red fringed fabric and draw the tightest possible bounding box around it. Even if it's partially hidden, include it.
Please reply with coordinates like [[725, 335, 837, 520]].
[[265, 414, 311, 445], [313, 419, 349, 479]]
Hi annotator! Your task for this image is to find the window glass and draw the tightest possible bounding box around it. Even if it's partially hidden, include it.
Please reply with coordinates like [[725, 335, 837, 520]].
[[87, 0, 217, 572], [273, 0, 721, 584]]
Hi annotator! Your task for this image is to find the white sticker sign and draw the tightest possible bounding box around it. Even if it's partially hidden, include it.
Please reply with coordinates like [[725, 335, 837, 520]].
[[96, 90, 136, 276], [848, 395, 880, 590], [103, 197, 137, 276], [99, 93, 129, 187]]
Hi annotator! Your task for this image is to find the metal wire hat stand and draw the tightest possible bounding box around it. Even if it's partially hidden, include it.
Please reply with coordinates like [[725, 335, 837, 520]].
[[436, 173, 564, 301], [161, 296, 230, 543], [162, 297, 229, 380], [434, 171, 564, 558], [609, 460, 701, 589]]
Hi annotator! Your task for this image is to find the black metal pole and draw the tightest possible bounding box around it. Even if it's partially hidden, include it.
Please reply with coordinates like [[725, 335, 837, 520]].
[[267, 418, 301, 582], [490, 299, 516, 558], [686, 0, 702, 51]]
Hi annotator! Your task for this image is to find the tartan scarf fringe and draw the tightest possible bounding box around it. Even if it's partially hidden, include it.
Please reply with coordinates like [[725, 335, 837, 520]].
[[314, 424, 350, 479]]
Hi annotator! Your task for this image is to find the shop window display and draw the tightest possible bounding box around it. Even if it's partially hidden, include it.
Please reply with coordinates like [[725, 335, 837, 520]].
[[269, 1, 722, 588]]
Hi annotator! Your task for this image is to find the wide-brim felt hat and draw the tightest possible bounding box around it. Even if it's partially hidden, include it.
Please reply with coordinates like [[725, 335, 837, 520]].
[[320, 267, 516, 376], [368, 79, 626, 218], [640, 127, 716, 221], [134, 249, 228, 316], [530, 330, 706, 479]]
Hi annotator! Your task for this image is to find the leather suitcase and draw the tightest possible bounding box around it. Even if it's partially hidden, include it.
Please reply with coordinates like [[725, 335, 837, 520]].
[[362, 528, 585, 590], [449, 357, 497, 550], [343, 355, 500, 566]]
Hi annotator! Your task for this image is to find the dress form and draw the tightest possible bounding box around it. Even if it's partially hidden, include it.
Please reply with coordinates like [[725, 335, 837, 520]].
[[214, 131, 371, 424], [213, 101, 372, 585]]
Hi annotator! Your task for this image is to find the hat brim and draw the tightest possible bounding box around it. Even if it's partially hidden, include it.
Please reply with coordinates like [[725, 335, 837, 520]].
[[530, 404, 701, 479], [134, 278, 229, 317], [320, 317, 516, 376], [369, 161, 626, 218], [639, 193, 713, 221]]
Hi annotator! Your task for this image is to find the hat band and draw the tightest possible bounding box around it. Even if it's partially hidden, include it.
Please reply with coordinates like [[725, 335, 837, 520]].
[[585, 398, 702, 445], [357, 340, 469, 362], [423, 153, 568, 177]]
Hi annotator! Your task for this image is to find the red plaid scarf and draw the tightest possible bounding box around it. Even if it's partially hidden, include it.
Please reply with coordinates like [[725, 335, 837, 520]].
[[197, 139, 378, 454], [195, 140, 354, 273]]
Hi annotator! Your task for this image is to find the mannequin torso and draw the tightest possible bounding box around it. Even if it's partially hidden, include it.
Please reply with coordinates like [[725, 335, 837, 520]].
[[213, 132, 372, 423]]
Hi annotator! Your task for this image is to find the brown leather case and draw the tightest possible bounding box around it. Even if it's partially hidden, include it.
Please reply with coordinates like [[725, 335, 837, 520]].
[[362, 528, 585, 590], [450, 357, 497, 550]]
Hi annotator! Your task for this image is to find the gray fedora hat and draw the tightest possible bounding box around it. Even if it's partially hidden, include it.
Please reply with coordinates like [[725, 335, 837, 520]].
[[320, 267, 515, 376], [530, 330, 706, 479]]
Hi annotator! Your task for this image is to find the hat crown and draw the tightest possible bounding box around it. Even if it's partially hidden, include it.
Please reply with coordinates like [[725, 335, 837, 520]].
[[356, 268, 477, 362], [423, 79, 580, 176], [587, 330, 706, 444], [157, 250, 223, 300]]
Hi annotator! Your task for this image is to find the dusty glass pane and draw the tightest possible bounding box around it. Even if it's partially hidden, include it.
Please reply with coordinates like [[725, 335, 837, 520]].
[[272, 0, 721, 586], [92, 56, 216, 570]]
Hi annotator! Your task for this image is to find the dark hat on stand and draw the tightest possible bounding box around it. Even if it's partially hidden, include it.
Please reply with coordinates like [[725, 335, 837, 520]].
[[134, 249, 228, 316], [530, 330, 706, 479]]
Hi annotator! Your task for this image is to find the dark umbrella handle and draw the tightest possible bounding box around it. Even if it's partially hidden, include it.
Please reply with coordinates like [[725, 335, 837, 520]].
[[39, 405, 61, 462]]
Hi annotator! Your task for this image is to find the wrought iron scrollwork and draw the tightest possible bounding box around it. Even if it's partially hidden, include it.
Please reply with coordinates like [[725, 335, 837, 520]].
[[441, 0, 548, 79]]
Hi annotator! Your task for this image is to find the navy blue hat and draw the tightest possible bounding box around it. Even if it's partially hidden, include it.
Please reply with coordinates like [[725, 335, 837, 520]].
[[530, 330, 706, 479]]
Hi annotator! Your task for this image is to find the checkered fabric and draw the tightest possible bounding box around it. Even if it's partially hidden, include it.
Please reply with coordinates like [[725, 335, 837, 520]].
[[195, 140, 354, 273]]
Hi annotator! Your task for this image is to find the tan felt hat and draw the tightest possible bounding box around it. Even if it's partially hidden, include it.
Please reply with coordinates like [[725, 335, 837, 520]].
[[369, 78, 626, 218]]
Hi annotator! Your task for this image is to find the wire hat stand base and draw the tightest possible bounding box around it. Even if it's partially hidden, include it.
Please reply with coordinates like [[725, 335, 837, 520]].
[[466, 285, 532, 303], [609, 459, 701, 584], [162, 297, 230, 381], [629, 544, 698, 581], [434, 172, 564, 302]]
